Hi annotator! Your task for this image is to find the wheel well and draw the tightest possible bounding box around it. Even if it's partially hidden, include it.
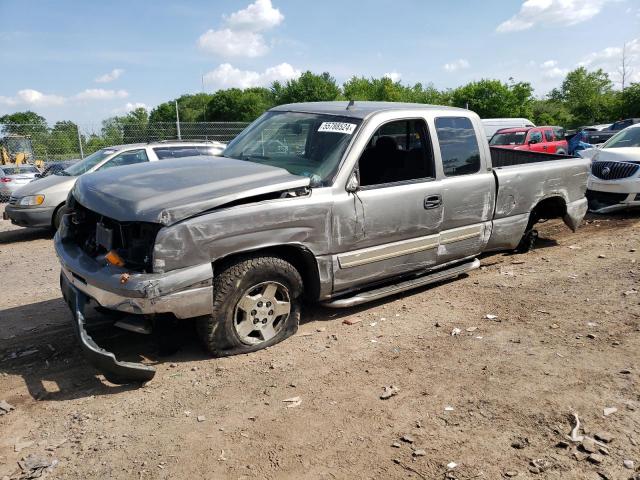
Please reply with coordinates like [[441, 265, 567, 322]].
[[52, 202, 66, 227], [212, 245, 321, 301], [528, 196, 567, 228]]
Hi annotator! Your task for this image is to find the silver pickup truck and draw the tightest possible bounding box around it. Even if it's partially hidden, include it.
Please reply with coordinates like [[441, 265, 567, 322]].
[[54, 102, 589, 382]]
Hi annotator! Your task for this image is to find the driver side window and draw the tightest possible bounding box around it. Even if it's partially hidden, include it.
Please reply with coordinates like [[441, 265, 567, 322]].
[[529, 131, 543, 144], [98, 149, 149, 170], [358, 119, 434, 187]]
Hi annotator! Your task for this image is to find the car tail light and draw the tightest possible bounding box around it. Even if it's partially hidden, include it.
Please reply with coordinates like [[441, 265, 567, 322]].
[[0, 177, 12, 183]]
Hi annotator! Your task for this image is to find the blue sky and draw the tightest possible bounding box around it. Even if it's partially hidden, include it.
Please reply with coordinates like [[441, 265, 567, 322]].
[[0, 0, 638, 124]]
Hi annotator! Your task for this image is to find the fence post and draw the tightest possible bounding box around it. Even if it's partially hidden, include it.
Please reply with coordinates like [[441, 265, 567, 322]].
[[77, 124, 84, 160], [175, 100, 181, 140]]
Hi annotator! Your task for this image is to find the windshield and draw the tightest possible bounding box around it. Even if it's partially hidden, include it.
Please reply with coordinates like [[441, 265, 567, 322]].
[[489, 131, 527, 146], [61, 149, 116, 176], [604, 127, 640, 149], [223, 111, 362, 186]]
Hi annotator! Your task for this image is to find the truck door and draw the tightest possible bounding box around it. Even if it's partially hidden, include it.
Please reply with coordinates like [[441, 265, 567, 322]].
[[526, 129, 545, 152], [331, 118, 443, 292], [432, 116, 496, 264], [543, 129, 556, 153]]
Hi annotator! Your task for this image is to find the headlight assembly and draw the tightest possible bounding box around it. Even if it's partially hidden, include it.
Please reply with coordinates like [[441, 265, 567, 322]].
[[18, 194, 45, 206]]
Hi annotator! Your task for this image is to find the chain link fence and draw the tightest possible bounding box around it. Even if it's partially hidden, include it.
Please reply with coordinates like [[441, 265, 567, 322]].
[[0, 121, 249, 163], [0, 121, 248, 202]]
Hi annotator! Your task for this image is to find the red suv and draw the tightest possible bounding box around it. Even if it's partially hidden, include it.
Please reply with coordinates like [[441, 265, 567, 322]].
[[489, 126, 568, 154]]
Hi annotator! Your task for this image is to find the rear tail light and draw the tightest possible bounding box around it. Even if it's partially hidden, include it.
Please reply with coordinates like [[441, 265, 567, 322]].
[[0, 177, 11, 183]]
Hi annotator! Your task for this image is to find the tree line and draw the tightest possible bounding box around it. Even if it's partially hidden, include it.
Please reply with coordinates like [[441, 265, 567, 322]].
[[1, 66, 639, 159]]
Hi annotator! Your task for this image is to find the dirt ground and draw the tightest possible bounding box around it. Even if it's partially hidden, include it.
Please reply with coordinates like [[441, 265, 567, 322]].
[[0, 203, 639, 480]]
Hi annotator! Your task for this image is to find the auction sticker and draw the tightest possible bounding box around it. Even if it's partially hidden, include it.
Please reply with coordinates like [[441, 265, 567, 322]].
[[318, 122, 357, 134]]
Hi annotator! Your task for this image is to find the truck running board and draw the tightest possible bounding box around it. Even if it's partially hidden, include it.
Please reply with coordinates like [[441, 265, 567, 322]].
[[322, 258, 481, 308]]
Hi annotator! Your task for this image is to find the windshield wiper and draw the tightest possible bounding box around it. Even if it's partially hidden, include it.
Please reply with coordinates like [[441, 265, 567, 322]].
[[55, 171, 71, 176]]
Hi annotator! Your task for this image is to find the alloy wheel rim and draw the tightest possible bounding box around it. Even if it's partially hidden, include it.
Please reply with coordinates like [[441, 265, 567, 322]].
[[233, 281, 291, 345]]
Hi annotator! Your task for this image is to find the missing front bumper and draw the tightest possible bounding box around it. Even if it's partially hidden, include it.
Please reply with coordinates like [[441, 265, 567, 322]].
[[62, 277, 156, 384]]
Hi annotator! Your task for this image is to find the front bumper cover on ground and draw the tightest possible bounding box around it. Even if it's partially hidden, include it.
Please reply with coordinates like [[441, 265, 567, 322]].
[[62, 275, 156, 384]]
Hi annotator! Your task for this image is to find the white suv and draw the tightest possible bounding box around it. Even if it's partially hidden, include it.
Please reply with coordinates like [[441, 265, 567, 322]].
[[4, 141, 226, 229], [586, 124, 640, 212]]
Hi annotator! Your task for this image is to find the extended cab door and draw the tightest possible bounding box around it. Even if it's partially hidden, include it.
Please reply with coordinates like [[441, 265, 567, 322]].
[[526, 129, 545, 152], [332, 118, 443, 292], [432, 116, 496, 265]]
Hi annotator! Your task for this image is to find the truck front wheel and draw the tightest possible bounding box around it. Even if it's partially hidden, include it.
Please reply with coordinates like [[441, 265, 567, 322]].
[[197, 256, 303, 357]]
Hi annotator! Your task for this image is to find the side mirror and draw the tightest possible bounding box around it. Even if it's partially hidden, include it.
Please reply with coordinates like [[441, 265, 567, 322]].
[[346, 172, 360, 193]]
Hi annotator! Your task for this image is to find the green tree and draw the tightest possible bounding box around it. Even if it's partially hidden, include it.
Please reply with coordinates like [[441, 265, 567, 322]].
[[48, 121, 79, 158], [206, 87, 273, 121], [0, 111, 48, 136], [272, 72, 340, 105], [531, 99, 574, 126], [149, 93, 214, 123], [549, 67, 615, 127], [618, 82, 640, 118], [450, 79, 534, 119]]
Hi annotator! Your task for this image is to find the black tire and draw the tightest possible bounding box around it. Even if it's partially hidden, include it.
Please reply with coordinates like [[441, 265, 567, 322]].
[[197, 256, 303, 357], [515, 228, 538, 253], [52, 204, 67, 231], [556, 149, 567, 155]]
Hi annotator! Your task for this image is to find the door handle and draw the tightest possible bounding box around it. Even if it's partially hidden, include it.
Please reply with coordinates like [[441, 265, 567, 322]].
[[424, 194, 442, 209]]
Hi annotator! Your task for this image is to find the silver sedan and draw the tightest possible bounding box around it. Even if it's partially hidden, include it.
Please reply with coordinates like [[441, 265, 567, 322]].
[[0, 164, 41, 202]]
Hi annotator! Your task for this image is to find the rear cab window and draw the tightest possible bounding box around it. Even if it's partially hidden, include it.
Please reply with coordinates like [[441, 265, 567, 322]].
[[544, 130, 554, 142], [154, 146, 202, 159], [435, 117, 481, 176]]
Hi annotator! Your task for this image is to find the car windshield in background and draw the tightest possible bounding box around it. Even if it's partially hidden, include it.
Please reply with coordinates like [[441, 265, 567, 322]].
[[61, 149, 116, 176], [489, 131, 527, 145], [604, 127, 640, 149], [1, 166, 38, 174], [224, 111, 362, 186]]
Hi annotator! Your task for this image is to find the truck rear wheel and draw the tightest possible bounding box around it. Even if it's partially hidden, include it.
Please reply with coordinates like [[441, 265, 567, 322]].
[[197, 256, 303, 357]]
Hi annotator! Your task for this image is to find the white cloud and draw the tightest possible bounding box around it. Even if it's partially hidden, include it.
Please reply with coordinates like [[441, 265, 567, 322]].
[[75, 89, 129, 101], [198, 0, 285, 58], [539, 59, 569, 78], [203, 62, 301, 89], [95, 68, 124, 83], [497, 0, 614, 33], [225, 0, 283, 31], [443, 59, 470, 72], [383, 71, 402, 82], [579, 38, 640, 84], [0, 89, 65, 107], [113, 102, 147, 114], [198, 28, 268, 57]]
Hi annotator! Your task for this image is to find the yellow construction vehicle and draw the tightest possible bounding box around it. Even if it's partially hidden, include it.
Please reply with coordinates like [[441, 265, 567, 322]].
[[0, 135, 43, 168]]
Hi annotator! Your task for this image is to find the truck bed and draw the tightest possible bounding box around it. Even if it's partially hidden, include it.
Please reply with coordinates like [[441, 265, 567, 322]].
[[490, 146, 575, 167], [486, 150, 590, 251]]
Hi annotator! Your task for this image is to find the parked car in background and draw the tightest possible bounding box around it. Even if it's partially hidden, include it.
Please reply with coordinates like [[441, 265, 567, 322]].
[[481, 118, 535, 140], [0, 164, 41, 202], [584, 118, 640, 145], [3, 141, 226, 230], [586, 123, 640, 212], [53, 101, 589, 381], [489, 126, 568, 154], [35, 160, 78, 179]]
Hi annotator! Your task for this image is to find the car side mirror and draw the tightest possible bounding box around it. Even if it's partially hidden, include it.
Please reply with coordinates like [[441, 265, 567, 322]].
[[346, 172, 360, 193]]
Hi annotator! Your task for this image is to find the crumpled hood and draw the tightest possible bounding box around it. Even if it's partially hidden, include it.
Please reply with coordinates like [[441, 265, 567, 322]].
[[592, 147, 640, 164], [73, 156, 311, 225]]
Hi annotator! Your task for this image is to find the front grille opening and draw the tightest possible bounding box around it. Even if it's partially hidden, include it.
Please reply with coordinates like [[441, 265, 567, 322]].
[[67, 200, 161, 273], [591, 161, 640, 180]]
